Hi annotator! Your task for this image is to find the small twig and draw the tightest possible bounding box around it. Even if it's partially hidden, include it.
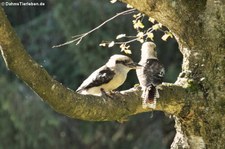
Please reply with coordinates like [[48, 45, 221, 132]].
[[52, 8, 136, 48], [101, 28, 154, 46], [114, 38, 139, 45]]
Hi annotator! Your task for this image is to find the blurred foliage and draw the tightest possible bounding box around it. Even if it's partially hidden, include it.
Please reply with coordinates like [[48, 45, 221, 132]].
[[0, 0, 182, 148]]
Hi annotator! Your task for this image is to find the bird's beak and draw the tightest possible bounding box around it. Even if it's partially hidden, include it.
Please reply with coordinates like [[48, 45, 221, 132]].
[[127, 63, 142, 69]]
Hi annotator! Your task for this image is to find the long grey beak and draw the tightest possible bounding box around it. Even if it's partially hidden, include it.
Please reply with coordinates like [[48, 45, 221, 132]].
[[127, 62, 142, 69]]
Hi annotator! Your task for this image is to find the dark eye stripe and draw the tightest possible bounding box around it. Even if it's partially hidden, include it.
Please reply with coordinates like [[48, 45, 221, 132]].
[[116, 60, 129, 65]]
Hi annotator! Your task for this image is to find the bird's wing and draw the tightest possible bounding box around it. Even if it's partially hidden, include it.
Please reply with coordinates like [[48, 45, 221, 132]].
[[144, 59, 165, 86], [76, 66, 115, 92]]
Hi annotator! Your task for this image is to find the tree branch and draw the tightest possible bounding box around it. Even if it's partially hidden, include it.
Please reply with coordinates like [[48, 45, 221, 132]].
[[0, 7, 188, 121], [52, 8, 136, 48]]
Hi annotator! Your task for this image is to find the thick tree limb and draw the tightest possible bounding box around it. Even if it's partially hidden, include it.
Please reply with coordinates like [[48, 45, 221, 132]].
[[0, 7, 187, 121]]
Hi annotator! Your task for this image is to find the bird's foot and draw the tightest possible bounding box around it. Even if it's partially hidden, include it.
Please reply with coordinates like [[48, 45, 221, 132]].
[[110, 90, 123, 96], [100, 88, 113, 100]]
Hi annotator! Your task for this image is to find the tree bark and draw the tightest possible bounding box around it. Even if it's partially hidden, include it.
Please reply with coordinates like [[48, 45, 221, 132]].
[[0, 0, 225, 148], [121, 0, 225, 149]]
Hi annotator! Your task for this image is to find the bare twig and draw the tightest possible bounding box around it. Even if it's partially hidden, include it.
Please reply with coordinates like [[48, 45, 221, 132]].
[[101, 28, 154, 46], [52, 8, 136, 48]]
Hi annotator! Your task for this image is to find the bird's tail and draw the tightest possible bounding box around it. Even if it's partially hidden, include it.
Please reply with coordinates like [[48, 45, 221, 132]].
[[142, 85, 158, 109]]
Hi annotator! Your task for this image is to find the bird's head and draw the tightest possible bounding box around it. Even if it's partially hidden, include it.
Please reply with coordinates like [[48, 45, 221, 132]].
[[106, 54, 141, 70], [141, 42, 157, 59]]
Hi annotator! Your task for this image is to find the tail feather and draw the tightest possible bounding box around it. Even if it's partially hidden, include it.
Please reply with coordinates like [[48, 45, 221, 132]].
[[142, 85, 158, 109], [147, 86, 156, 103], [142, 85, 156, 103]]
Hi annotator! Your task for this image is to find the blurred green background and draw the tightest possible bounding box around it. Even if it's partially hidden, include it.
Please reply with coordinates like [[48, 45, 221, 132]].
[[0, 0, 182, 148]]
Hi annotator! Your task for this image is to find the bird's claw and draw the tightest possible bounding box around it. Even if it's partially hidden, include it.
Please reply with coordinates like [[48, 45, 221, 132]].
[[100, 88, 113, 100], [110, 90, 123, 96]]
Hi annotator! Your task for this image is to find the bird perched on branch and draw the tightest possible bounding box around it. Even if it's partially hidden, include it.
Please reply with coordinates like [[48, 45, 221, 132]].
[[76, 54, 141, 97], [136, 42, 165, 109]]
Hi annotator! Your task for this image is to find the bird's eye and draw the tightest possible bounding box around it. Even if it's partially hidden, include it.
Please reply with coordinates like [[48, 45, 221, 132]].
[[125, 60, 131, 64], [116, 60, 122, 64]]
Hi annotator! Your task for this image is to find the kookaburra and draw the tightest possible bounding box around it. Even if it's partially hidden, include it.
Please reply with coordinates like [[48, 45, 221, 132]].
[[76, 54, 141, 96], [136, 42, 165, 108]]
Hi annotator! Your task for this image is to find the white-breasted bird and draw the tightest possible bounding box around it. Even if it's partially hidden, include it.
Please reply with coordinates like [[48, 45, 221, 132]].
[[136, 42, 165, 108], [76, 54, 141, 96]]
